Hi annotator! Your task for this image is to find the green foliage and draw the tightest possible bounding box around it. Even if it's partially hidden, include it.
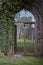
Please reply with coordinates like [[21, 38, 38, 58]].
[[0, 23, 13, 55], [1, 44, 9, 56]]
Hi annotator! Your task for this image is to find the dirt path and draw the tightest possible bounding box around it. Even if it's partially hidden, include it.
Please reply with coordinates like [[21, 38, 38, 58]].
[[13, 52, 24, 59]]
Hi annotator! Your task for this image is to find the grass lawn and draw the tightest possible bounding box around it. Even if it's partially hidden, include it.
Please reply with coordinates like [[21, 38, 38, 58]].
[[0, 56, 43, 65], [17, 39, 35, 55], [17, 39, 35, 46]]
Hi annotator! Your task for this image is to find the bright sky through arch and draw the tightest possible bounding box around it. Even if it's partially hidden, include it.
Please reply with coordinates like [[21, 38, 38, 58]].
[[15, 9, 36, 22]]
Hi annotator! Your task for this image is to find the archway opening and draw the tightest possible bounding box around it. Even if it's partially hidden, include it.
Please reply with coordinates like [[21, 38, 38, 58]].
[[14, 9, 36, 55]]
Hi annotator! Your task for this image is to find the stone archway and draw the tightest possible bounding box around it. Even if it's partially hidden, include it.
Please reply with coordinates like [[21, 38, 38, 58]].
[[13, 0, 43, 56], [0, 0, 43, 56]]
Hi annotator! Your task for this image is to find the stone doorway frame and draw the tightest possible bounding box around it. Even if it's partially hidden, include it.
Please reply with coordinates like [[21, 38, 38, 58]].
[[14, 21, 36, 55], [13, 0, 43, 56]]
